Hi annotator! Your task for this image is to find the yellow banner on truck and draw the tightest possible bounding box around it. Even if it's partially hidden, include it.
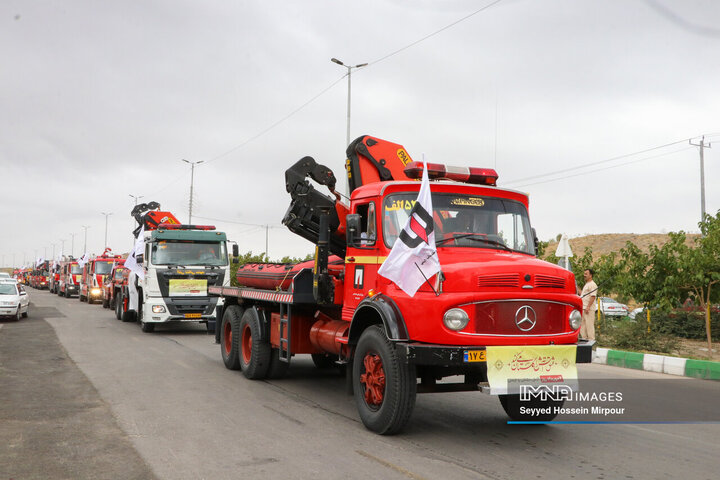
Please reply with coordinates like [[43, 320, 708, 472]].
[[169, 279, 207, 297], [486, 345, 578, 395]]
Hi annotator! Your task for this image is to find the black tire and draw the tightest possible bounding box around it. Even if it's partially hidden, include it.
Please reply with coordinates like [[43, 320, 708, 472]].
[[352, 325, 417, 435], [238, 307, 271, 379], [122, 308, 137, 323], [498, 395, 564, 422], [15, 307, 21, 322], [115, 292, 123, 320], [21, 309, 28, 318], [102, 296, 109, 308], [312, 353, 338, 369], [220, 306, 243, 370], [266, 349, 290, 379]]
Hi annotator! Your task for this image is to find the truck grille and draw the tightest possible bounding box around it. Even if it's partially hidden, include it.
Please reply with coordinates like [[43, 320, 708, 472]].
[[534, 274, 565, 288], [472, 300, 568, 335], [477, 274, 519, 288]]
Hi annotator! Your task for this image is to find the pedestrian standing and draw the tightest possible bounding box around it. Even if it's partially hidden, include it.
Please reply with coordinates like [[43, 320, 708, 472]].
[[580, 268, 598, 340]]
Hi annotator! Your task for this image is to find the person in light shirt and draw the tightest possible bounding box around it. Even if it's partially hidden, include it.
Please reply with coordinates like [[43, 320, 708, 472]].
[[580, 268, 598, 340]]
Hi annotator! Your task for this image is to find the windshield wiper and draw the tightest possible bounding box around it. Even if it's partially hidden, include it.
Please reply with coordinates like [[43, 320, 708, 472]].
[[436, 234, 514, 252]]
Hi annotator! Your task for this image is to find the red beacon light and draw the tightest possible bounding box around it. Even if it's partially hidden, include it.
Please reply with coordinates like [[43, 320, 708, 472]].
[[158, 223, 216, 231], [404, 161, 498, 186]]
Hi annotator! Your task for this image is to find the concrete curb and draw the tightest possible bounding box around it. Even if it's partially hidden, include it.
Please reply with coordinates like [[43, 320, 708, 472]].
[[593, 347, 720, 380]]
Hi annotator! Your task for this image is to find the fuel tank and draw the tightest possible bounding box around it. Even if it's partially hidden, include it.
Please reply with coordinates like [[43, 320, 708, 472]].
[[235, 256, 344, 291]]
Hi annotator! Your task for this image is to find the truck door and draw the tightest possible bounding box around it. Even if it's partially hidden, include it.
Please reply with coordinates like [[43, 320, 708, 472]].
[[343, 201, 379, 319]]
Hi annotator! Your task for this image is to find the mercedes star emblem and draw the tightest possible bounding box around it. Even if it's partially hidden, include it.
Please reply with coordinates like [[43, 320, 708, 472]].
[[515, 305, 537, 331]]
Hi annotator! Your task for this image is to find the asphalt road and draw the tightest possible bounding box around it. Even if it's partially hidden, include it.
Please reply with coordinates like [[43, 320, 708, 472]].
[[2, 289, 719, 480]]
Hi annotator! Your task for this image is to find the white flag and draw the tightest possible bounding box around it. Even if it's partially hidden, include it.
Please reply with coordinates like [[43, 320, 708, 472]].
[[378, 162, 441, 296], [77, 253, 89, 268], [124, 225, 145, 280], [36, 257, 44, 267]]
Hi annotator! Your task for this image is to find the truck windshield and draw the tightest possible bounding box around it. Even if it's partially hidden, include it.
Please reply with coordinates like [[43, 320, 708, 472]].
[[94, 262, 113, 275], [383, 193, 535, 255], [151, 240, 228, 266], [70, 265, 82, 274]]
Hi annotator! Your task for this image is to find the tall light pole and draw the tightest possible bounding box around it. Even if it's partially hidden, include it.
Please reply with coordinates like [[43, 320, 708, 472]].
[[331, 58, 367, 196], [331, 58, 368, 148], [101, 212, 113, 249], [60, 239, 66, 258], [182, 159, 204, 224], [70, 232, 76, 258], [81, 225, 90, 254], [129, 194, 143, 205]]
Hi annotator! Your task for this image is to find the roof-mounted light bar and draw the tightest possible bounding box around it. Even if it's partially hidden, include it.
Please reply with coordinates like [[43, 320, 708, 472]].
[[404, 161, 498, 186], [158, 223, 216, 231]]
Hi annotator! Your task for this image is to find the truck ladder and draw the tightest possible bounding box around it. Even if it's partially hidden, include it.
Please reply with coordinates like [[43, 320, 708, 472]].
[[278, 303, 291, 363]]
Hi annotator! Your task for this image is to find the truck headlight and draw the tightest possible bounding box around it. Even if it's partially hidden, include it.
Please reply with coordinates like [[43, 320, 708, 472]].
[[443, 308, 469, 331], [569, 309, 582, 330], [91, 288, 102, 296], [152, 305, 166, 313]]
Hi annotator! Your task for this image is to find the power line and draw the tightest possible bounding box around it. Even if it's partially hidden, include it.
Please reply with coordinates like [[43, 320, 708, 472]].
[[192, 214, 283, 228], [368, 0, 506, 67], [503, 133, 720, 186], [510, 145, 694, 189], [202, 0, 506, 165]]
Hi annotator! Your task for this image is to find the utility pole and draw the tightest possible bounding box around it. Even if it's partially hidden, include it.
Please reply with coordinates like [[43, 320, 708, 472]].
[[81, 225, 90, 254], [51, 243, 56, 261], [182, 159, 204, 224], [690, 136, 712, 223], [129, 194, 143, 205], [265, 225, 269, 261], [60, 239, 66, 258], [70, 233, 76, 258]]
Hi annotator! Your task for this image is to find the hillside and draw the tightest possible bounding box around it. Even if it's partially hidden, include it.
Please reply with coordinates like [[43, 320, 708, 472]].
[[543, 233, 700, 260]]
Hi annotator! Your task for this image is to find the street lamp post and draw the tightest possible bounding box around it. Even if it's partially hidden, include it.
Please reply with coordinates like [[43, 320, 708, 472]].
[[81, 226, 90, 254], [70, 233, 76, 258], [331, 58, 368, 148], [129, 194, 143, 206], [182, 159, 204, 224], [101, 212, 113, 249], [331, 58, 367, 196]]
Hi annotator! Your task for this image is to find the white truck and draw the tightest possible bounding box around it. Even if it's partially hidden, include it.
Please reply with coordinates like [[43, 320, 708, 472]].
[[118, 202, 234, 333]]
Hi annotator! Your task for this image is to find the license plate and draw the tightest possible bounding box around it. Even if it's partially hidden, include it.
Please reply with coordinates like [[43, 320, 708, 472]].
[[464, 350, 486, 362], [184, 313, 202, 319]]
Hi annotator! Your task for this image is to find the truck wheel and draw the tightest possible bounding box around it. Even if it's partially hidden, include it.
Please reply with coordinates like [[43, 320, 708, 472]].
[[115, 293, 123, 320], [266, 349, 290, 379], [102, 296, 109, 308], [312, 353, 338, 369], [239, 308, 271, 379], [220, 306, 243, 370], [353, 325, 417, 435], [498, 395, 564, 422]]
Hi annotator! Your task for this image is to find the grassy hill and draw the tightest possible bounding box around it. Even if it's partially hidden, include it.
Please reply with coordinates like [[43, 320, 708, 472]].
[[542, 233, 700, 260]]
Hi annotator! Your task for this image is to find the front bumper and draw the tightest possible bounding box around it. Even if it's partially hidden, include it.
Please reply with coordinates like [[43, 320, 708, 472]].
[[143, 296, 221, 324], [0, 306, 19, 317], [396, 339, 595, 366]]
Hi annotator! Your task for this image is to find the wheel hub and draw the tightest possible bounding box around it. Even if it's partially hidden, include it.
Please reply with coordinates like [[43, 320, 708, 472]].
[[223, 321, 232, 355], [360, 353, 386, 406]]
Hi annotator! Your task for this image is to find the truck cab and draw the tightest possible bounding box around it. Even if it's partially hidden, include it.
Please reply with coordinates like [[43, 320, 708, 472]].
[[80, 250, 122, 304], [59, 260, 82, 298]]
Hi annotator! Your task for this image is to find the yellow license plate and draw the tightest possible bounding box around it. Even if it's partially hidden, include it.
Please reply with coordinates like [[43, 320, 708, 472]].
[[464, 350, 486, 362], [184, 313, 202, 319]]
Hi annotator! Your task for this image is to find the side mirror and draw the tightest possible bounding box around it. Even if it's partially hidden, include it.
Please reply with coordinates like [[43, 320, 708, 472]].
[[136, 254, 144, 265], [532, 228, 539, 255], [346, 214, 362, 248]]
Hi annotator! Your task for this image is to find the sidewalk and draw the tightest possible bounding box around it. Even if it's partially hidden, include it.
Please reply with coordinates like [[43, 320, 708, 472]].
[[0, 305, 157, 480]]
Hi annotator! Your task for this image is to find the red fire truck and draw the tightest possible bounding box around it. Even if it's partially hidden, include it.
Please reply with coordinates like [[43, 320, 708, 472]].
[[210, 136, 593, 434], [30, 262, 49, 289], [48, 262, 61, 294], [102, 262, 127, 309], [58, 260, 82, 298], [79, 249, 123, 304]]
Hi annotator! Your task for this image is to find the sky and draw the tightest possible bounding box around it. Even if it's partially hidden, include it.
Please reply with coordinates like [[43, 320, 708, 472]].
[[1, 0, 719, 267]]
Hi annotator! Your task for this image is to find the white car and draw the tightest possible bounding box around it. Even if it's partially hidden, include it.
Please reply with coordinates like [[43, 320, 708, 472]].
[[0, 281, 29, 320], [0, 272, 11, 279], [599, 297, 629, 317]]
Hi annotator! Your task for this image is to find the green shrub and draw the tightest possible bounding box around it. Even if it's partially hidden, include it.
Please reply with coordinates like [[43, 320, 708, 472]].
[[597, 318, 679, 354], [649, 310, 720, 341]]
